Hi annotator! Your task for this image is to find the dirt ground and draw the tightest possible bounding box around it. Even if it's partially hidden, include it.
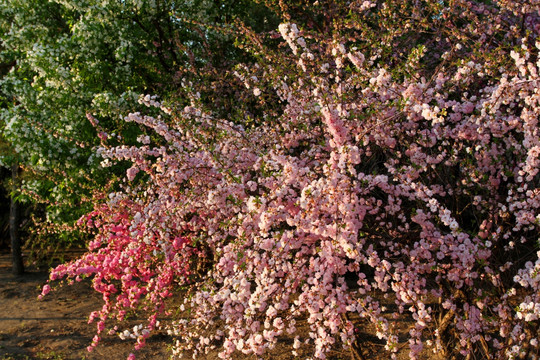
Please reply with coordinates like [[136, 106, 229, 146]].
[[0, 250, 172, 360], [0, 250, 442, 360]]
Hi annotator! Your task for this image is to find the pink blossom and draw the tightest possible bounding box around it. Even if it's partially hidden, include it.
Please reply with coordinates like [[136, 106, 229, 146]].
[[45, 4, 540, 360]]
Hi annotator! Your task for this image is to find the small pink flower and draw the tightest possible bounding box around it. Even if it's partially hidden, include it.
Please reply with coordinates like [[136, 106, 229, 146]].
[[126, 167, 139, 181], [98, 131, 108, 141], [173, 237, 186, 249]]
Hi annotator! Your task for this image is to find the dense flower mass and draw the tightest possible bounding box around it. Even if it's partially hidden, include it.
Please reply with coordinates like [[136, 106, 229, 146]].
[[40, 1, 539, 360]]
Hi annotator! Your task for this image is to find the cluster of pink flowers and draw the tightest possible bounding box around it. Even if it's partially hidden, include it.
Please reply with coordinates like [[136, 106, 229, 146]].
[[42, 1, 539, 359], [43, 196, 202, 352]]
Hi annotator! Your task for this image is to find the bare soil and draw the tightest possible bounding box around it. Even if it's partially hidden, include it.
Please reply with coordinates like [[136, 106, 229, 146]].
[[0, 251, 170, 360], [0, 250, 441, 360]]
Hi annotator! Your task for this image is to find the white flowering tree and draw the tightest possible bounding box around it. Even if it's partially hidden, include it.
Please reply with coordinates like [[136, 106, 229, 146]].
[[0, 0, 182, 221], [0, 0, 276, 267]]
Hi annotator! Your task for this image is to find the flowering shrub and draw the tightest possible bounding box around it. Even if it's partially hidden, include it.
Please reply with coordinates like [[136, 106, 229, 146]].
[[43, 1, 539, 359]]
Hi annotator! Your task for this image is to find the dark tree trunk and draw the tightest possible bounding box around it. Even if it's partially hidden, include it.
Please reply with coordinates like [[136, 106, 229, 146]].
[[10, 162, 23, 275]]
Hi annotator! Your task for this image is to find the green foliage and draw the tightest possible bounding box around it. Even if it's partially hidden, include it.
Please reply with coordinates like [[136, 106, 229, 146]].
[[0, 0, 281, 254]]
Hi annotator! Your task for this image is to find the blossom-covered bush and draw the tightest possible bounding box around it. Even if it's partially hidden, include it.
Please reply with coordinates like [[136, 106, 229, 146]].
[[43, 1, 539, 359]]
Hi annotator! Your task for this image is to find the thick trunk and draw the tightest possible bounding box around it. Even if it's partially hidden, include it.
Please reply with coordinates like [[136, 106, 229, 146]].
[[10, 162, 23, 275]]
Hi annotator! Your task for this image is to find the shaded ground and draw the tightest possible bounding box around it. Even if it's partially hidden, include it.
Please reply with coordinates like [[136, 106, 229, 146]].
[[0, 251, 170, 360], [0, 250, 441, 360]]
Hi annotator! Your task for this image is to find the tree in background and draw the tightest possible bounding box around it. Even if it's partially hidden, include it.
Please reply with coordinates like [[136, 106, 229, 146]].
[[0, 0, 277, 264]]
